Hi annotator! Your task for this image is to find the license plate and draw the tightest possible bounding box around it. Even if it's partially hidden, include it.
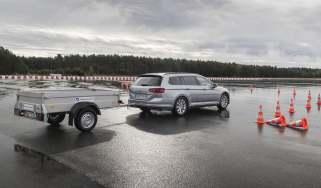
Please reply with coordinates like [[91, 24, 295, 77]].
[[135, 94, 147, 100], [24, 111, 36, 119]]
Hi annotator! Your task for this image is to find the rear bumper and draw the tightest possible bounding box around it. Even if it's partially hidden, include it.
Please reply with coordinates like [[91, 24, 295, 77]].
[[128, 99, 173, 110], [14, 108, 45, 121]]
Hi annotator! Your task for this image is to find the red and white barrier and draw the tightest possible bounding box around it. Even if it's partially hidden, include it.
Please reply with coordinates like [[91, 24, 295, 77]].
[[1, 75, 321, 82], [0, 75, 258, 81]]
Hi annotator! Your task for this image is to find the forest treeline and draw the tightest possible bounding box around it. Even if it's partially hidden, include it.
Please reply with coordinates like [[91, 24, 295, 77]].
[[1, 46, 321, 77]]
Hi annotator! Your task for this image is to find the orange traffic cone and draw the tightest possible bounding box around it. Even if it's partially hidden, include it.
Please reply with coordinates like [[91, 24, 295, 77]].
[[274, 100, 282, 118], [308, 90, 312, 100], [256, 105, 265, 125], [317, 94, 321, 106], [305, 99, 312, 110], [266, 115, 286, 127], [293, 88, 296, 98], [287, 118, 308, 131], [288, 98, 295, 114]]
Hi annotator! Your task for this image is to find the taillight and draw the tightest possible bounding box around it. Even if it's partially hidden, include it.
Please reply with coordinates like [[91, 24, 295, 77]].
[[149, 88, 165, 93]]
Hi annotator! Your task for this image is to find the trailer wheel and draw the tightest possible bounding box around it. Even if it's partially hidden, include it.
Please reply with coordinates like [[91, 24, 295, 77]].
[[74, 108, 97, 132], [47, 113, 66, 127]]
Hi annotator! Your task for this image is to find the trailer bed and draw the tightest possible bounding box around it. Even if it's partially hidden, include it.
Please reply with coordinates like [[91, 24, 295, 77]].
[[14, 88, 121, 131], [16, 88, 120, 113]]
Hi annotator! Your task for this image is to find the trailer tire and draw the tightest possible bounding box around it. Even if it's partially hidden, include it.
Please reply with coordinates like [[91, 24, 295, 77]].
[[47, 113, 66, 126], [74, 108, 97, 132]]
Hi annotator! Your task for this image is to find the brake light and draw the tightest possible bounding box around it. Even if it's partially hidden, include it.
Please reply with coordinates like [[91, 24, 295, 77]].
[[149, 88, 165, 93]]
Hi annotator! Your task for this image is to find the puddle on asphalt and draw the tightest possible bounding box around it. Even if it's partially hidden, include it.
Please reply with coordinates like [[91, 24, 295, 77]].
[[0, 88, 12, 100], [0, 89, 7, 95], [126, 108, 230, 135]]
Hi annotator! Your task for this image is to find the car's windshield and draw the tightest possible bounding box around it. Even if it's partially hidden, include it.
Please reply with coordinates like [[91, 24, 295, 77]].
[[134, 76, 162, 86]]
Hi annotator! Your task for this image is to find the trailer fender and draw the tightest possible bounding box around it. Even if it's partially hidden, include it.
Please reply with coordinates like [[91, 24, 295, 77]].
[[68, 102, 101, 126]]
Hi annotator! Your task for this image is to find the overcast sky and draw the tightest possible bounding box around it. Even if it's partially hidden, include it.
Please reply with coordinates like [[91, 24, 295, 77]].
[[1, 0, 321, 68]]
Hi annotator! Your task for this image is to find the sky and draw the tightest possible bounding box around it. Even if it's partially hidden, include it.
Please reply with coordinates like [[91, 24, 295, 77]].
[[1, 0, 321, 68]]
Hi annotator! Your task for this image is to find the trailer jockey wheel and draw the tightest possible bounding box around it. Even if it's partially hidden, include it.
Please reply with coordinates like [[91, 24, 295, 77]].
[[74, 107, 97, 132]]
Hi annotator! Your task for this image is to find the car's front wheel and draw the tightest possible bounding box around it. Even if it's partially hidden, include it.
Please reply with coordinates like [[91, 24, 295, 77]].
[[172, 97, 188, 116], [218, 93, 229, 110]]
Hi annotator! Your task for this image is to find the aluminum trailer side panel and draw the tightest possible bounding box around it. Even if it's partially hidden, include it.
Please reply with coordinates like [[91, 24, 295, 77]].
[[16, 88, 120, 114], [43, 94, 119, 113]]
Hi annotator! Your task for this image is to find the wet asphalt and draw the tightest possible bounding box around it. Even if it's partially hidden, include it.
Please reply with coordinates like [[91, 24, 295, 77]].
[[0, 133, 104, 188], [0, 81, 321, 188], [0, 86, 104, 188]]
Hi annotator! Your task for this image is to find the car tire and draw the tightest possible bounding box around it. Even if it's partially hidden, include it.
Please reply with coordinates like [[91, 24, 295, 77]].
[[218, 93, 229, 110], [74, 108, 97, 132], [47, 113, 66, 127], [172, 97, 189, 116]]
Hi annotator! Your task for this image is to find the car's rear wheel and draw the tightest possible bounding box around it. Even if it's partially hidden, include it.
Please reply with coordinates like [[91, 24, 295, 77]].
[[218, 93, 229, 110], [47, 113, 66, 127], [172, 97, 188, 116]]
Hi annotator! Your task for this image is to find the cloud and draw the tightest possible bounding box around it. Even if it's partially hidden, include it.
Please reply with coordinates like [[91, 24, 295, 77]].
[[1, 0, 321, 67]]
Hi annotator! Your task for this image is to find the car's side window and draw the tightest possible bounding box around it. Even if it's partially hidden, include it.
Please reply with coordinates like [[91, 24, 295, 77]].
[[168, 76, 183, 85], [182, 76, 199, 85], [196, 77, 211, 86]]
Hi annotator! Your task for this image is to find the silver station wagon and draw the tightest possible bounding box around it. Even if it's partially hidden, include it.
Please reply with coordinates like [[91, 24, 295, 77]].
[[128, 72, 230, 116]]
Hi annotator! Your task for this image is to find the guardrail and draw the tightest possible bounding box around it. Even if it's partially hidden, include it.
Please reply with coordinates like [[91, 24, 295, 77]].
[[0, 75, 137, 81], [1, 75, 320, 82]]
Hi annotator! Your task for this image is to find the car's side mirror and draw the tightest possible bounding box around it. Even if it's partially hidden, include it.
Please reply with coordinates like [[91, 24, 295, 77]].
[[206, 83, 217, 89]]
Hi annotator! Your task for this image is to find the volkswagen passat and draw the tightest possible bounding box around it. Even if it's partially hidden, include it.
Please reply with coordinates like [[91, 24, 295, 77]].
[[128, 73, 230, 116]]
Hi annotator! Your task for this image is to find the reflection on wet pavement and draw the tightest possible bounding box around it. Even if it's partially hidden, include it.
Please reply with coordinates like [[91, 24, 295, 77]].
[[126, 108, 230, 135], [15, 126, 116, 154], [0, 88, 12, 100]]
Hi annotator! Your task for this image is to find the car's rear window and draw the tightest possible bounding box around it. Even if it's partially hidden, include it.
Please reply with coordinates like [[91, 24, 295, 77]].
[[134, 76, 162, 86]]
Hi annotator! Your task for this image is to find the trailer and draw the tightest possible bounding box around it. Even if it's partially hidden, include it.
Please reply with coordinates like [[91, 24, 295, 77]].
[[14, 88, 121, 132]]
